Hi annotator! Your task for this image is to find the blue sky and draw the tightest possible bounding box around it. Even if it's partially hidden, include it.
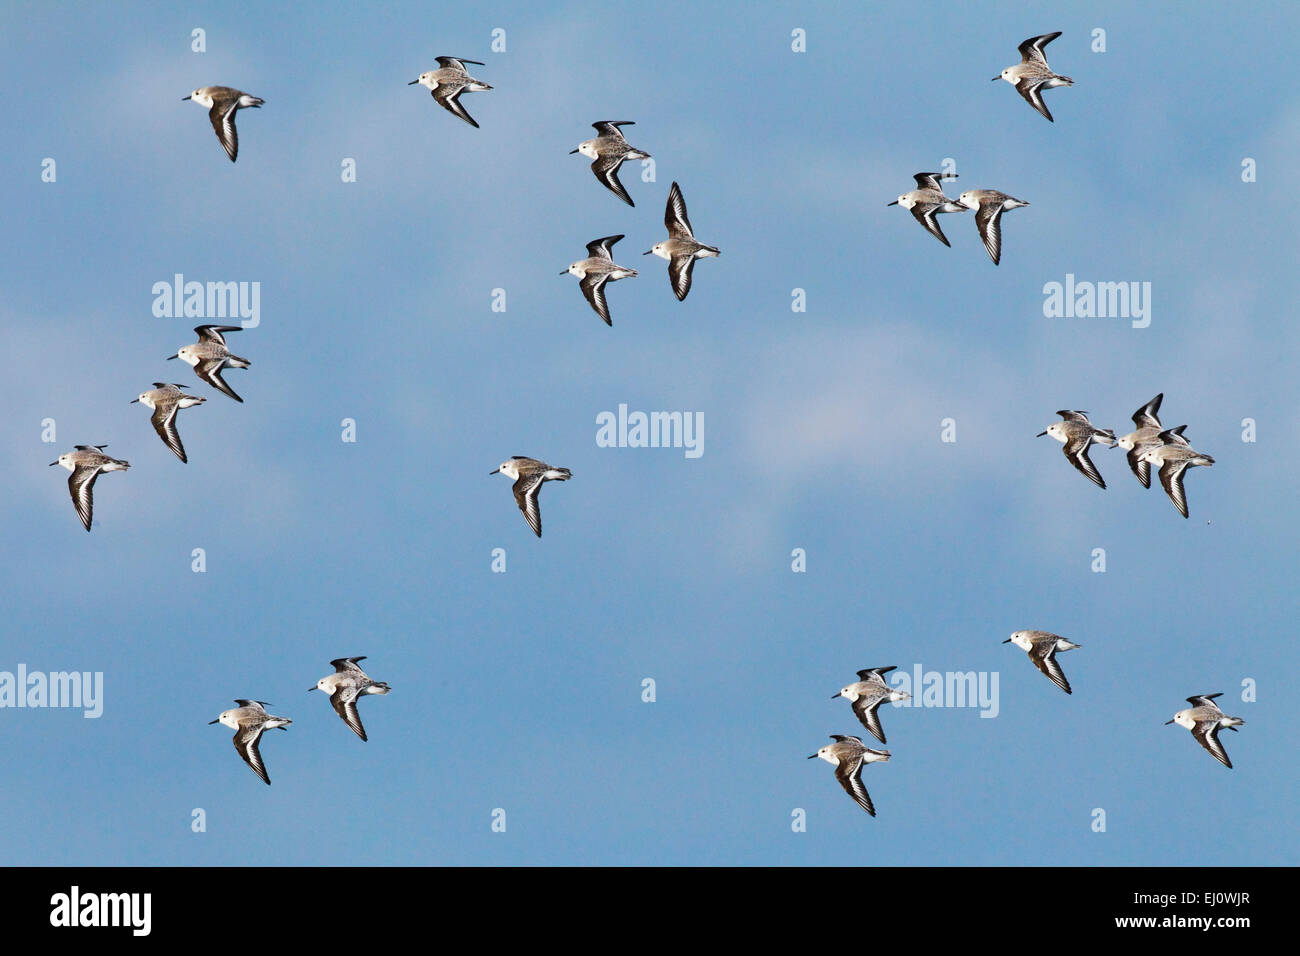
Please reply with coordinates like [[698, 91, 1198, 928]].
[[1, 0, 1296, 865]]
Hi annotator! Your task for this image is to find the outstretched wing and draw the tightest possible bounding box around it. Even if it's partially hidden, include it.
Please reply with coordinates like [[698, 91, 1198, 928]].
[[234, 725, 271, 785], [1016, 78, 1054, 122], [851, 696, 888, 745], [330, 686, 368, 742], [1157, 460, 1190, 518], [151, 402, 188, 463], [909, 203, 951, 247], [68, 465, 102, 531], [834, 756, 876, 816], [512, 473, 546, 537], [1029, 643, 1072, 694], [1018, 32, 1061, 66], [579, 273, 612, 326], [668, 255, 695, 302], [592, 154, 633, 206], [209, 101, 240, 162], [1192, 722, 1232, 769], [433, 82, 478, 128], [975, 202, 1004, 264], [1063, 435, 1105, 489], [665, 181, 694, 237]]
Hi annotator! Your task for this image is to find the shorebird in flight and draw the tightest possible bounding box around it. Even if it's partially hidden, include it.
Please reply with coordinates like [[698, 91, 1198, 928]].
[[570, 121, 651, 206], [645, 182, 720, 301], [808, 735, 890, 817], [563, 235, 637, 326], [50, 445, 129, 532], [889, 172, 966, 248], [490, 457, 572, 538], [1037, 410, 1117, 489], [310, 657, 391, 742], [131, 383, 205, 463], [183, 86, 264, 162], [1003, 630, 1081, 695], [210, 700, 292, 786], [169, 325, 251, 403], [1166, 694, 1244, 769], [993, 32, 1073, 122], [409, 57, 493, 128]]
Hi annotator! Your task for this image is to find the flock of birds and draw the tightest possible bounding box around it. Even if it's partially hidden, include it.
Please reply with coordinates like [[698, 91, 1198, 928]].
[[210, 657, 391, 785], [49, 34, 1246, 803], [1038, 394, 1215, 518], [807, 34, 1239, 818], [889, 33, 1071, 263], [49, 324, 252, 531]]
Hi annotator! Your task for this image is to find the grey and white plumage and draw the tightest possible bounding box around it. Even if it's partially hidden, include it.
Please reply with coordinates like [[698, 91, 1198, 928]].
[[993, 32, 1073, 123], [168, 324, 251, 403], [644, 181, 720, 301], [570, 121, 651, 207], [1116, 394, 1180, 489], [1138, 430, 1215, 519], [1166, 693, 1244, 769], [1003, 630, 1081, 695], [832, 666, 911, 744], [49, 445, 130, 532], [310, 657, 391, 742], [956, 189, 1030, 265], [888, 172, 967, 248], [808, 735, 890, 817], [408, 57, 493, 128], [209, 699, 292, 786], [1037, 410, 1117, 489], [183, 86, 264, 162], [130, 383, 205, 463], [563, 235, 637, 326], [490, 456, 572, 538]]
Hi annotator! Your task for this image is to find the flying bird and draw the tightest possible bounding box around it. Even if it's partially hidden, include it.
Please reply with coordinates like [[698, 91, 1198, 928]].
[[956, 189, 1030, 265], [1166, 694, 1244, 769], [310, 657, 391, 742], [570, 121, 651, 206], [49, 445, 129, 532], [1037, 410, 1117, 489], [644, 182, 720, 301], [1139, 430, 1215, 518], [832, 667, 910, 744], [183, 86, 264, 162], [169, 324, 251, 403], [209, 700, 291, 786], [1116, 394, 1183, 489], [808, 735, 890, 816], [889, 172, 966, 247], [490, 457, 572, 538], [1003, 630, 1081, 695], [563, 235, 637, 326], [993, 32, 1073, 122], [131, 383, 205, 463], [409, 57, 493, 128]]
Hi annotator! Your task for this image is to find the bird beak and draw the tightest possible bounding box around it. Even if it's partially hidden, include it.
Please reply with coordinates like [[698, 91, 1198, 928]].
[[489, 467, 500, 475], [129, 398, 139, 403], [806, 754, 817, 759], [831, 693, 841, 699], [991, 76, 1001, 82], [886, 200, 899, 206], [407, 79, 419, 85], [568, 148, 579, 155], [1036, 430, 1048, 437], [642, 250, 652, 255], [48, 460, 58, 466], [167, 354, 178, 360], [1001, 638, 1012, 643], [559, 270, 569, 275], [182, 95, 192, 100], [208, 718, 219, 724], [1164, 719, 1175, 725], [307, 687, 316, 692]]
